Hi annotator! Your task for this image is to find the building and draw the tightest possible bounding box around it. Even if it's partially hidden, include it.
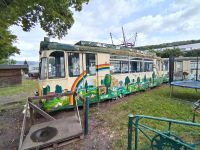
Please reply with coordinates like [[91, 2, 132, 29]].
[[154, 43, 200, 52], [162, 56, 200, 80], [0, 65, 28, 87]]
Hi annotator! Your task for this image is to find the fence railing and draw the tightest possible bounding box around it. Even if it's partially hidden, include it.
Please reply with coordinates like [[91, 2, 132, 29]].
[[128, 114, 200, 150]]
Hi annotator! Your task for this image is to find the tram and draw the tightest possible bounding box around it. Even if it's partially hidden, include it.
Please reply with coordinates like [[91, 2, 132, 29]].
[[37, 37, 167, 111]]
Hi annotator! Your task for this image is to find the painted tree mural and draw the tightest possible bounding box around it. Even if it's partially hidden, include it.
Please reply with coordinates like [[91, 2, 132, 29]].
[[137, 77, 140, 85], [104, 74, 111, 93], [152, 71, 156, 84], [101, 79, 104, 85], [125, 76, 130, 90], [85, 80, 88, 93], [119, 80, 123, 87], [143, 74, 147, 82]]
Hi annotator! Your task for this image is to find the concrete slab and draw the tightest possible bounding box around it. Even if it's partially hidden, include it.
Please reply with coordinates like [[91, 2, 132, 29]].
[[20, 115, 82, 150]]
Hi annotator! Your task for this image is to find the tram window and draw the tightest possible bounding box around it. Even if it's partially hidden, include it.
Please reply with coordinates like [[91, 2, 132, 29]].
[[86, 53, 96, 75], [130, 61, 137, 72], [40, 58, 47, 79], [110, 61, 121, 74], [137, 62, 142, 72], [68, 53, 80, 77], [144, 62, 153, 72], [48, 51, 65, 78], [121, 61, 129, 73]]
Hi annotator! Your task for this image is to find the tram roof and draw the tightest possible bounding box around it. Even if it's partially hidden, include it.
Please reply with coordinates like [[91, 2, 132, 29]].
[[40, 38, 160, 59]]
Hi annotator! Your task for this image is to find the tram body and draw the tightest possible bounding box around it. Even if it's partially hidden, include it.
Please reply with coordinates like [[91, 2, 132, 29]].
[[38, 38, 166, 111]]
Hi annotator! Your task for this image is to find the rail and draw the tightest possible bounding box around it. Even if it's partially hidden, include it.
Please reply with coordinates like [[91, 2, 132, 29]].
[[128, 114, 200, 150]]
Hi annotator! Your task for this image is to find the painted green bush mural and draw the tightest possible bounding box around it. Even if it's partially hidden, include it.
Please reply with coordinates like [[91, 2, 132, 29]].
[[125, 76, 130, 90], [85, 80, 88, 93], [104, 74, 111, 93]]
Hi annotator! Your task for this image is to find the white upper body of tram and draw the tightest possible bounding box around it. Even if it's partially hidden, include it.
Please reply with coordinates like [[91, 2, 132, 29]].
[[37, 38, 164, 100]]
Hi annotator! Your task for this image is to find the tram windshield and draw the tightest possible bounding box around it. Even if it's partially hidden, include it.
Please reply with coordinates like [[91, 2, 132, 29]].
[[48, 51, 65, 78]]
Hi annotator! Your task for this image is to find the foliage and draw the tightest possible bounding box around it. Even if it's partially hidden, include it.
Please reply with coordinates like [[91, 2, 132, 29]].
[[23, 59, 29, 74], [0, 0, 89, 61], [0, 58, 16, 64], [156, 48, 183, 58], [104, 74, 111, 93], [125, 76, 130, 90], [132, 79, 135, 83], [184, 50, 200, 57]]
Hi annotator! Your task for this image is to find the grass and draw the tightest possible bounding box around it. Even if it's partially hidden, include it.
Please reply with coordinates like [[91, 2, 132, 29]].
[[93, 85, 200, 149], [0, 79, 36, 111], [0, 79, 36, 96]]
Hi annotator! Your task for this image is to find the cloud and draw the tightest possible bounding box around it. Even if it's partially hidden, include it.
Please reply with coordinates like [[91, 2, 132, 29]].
[[10, 0, 200, 61]]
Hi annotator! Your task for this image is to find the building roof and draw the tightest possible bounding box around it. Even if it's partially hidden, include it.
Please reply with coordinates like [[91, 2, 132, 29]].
[[0, 65, 28, 70]]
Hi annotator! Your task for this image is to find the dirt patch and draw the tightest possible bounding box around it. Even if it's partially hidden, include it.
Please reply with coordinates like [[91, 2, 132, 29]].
[[0, 107, 23, 150]]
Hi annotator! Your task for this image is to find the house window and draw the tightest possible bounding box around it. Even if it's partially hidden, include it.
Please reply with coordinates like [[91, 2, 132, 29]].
[[86, 53, 96, 75], [48, 51, 65, 78], [68, 53, 80, 77]]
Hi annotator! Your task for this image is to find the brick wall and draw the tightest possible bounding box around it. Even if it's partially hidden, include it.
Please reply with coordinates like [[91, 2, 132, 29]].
[[0, 69, 22, 87]]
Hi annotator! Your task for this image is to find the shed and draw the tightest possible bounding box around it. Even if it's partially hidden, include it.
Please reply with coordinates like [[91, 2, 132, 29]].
[[0, 65, 28, 87]]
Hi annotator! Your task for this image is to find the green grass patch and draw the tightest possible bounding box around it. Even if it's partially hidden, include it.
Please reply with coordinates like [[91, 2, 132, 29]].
[[95, 85, 200, 149], [0, 79, 36, 96]]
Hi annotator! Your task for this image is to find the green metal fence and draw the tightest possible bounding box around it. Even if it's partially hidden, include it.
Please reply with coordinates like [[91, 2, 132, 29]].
[[128, 114, 200, 150]]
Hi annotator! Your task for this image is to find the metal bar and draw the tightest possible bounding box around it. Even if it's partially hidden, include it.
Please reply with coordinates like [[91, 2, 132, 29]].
[[29, 102, 55, 121], [84, 97, 89, 135], [133, 115, 200, 127], [28, 92, 74, 101], [137, 126, 152, 141], [136, 123, 195, 149], [127, 114, 133, 150], [134, 116, 139, 150]]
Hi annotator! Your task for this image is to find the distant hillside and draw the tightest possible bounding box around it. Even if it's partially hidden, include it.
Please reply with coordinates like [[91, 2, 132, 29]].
[[136, 39, 200, 50], [16, 61, 39, 66]]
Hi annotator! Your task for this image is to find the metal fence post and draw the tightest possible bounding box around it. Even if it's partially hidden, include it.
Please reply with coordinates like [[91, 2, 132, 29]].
[[84, 97, 89, 135], [134, 116, 139, 150], [128, 114, 134, 150]]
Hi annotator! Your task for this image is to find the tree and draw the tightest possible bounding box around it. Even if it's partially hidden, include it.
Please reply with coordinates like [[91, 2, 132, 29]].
[[104, 74, 111, 94], [101, 79, 104, 85], [156, 48, 183, 58], [23, 60, 29, 74], [0, 0, 89, 61], [125, 76, 130, 90], [132, 79, 135, 83]]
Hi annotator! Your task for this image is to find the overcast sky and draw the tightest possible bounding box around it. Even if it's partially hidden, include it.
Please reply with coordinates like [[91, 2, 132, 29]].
[[10, 0, 200, 61]]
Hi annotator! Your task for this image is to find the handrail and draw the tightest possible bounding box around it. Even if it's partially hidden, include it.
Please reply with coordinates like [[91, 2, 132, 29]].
[[132, 115, 200, 127], [28, 92, 74, 101], [128, 114, 200, 150]]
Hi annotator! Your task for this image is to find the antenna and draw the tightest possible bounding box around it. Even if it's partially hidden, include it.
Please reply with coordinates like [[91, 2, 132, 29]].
[[133, 32, 137, 47], [122, 26, 127, 47], [110, 32, 114, 45]]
